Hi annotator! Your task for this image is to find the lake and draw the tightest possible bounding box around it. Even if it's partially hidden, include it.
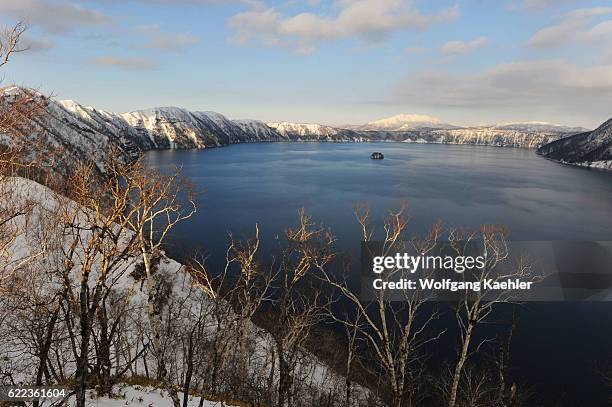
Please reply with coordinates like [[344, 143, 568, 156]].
[[145, 142, 612, 404]]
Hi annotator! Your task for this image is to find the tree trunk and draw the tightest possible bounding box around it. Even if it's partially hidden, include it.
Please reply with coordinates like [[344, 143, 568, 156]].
[[182, 334, 194, 407], [448, 322, 475, 407], [276, 340, 292, 407], [33, 302, 60, 407], [267, 348, 276, 407], [97, 303, 113, 396], [345, 378, 351, 407], [75, 287, 91, 407]]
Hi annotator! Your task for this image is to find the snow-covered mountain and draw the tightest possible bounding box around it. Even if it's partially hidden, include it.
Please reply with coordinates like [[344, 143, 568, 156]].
[[0, 86, 152, 175], [267, 121, 362, 140], [0, 86, 591, 175], [0, 87, 369, 175], [234, 119, 282, 139], [58, 99, 155, 151], [537, 117, 612, 169], [421, 127, 567, 148], [354, 114, 457, 131], [120, 107, 282, 148]]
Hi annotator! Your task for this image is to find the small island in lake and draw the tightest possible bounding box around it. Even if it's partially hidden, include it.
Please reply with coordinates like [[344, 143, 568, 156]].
[[371, 152, 384, 159]]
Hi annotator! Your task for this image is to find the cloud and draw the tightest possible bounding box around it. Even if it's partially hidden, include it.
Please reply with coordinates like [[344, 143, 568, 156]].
[[393, 59, 612, 124], [92, 0, 263, 6], [527, 7, 612, 48], [228, 0, 459, 52], [513, 0, 575, 10], [586, 20, 612, 41], [136, 25, 201, 51], [89, 56, 157, 70], [21, 35, 54, 51], [405, 46, 427, 54], [440, 36, 488, 55], [0, 0, 111, 34]]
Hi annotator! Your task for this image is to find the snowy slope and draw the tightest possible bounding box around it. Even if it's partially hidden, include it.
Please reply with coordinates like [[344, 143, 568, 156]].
[[537, 116, 612, 169], [234, 119, 284, 139], [2, 176, 372, 406], [121, 107, 267, 148], [267, 121, 363, 140], [423, 127, 566, 148], [1, 87, 128, 174], [70, 385, 228, 407]]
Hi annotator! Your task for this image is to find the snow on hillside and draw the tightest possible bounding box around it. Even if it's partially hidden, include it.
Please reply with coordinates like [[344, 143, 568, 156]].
[[234, 119, 283, 139], [62, 386, 234, 407], [57, 385, 231, 406], [2, 176, 372, 406], [537, 116, 612, 168], [590, 160, 612, 169], [1, 88, 114, 173], [266, 121, 364, 141], [0, 87, 153, 175], [267, 121, 341, 137], [424, 127, 565, 148]]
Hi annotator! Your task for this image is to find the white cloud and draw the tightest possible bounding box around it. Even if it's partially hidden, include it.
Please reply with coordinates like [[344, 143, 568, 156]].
[[89, 56, 157, 70], [527, 7, 612, 48], [0, 0, 111, 34], [513, 0, 575, 10], [93, 0, 263, 5], [565, 7, 612, 19], [21, 35, 54, 51], [228, 0, 459, 52], [136, 25, 201, 51], [440, 36, 488, 55], [393, 59, 612, 125], [583, 19, 612, 41]]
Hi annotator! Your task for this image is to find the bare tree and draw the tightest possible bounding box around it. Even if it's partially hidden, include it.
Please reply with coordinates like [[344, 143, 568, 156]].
[[0, 26, 50, 395], [317, 206, 443, 407], [118, 159, 196, 407], [56, 156, 149, 407], [0, 22, 48, 180], [343, 306, 362, 407], [445, 225, 537, 407], [268, 210, 337, 407], [0, 22, 46, 293], [224, 225, 275, 374], [172, 224, 281, 406], [0, 22, 28, 69]]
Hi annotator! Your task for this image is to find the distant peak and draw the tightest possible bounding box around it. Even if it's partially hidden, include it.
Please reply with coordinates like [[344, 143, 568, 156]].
[[368, 113, 443, 125], [357, 113, 455, 131]]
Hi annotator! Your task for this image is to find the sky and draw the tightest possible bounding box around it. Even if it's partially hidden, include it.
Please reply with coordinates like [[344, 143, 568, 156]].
[[1, 0, 612, 128]]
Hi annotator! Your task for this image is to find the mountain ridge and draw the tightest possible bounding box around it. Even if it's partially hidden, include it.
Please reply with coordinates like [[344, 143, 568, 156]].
[[1, 86, 597, 174]]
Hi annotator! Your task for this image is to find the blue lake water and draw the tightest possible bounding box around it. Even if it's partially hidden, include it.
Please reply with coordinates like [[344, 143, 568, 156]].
[[145, 142, 612, 248], [145, 142, 612, 404]]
